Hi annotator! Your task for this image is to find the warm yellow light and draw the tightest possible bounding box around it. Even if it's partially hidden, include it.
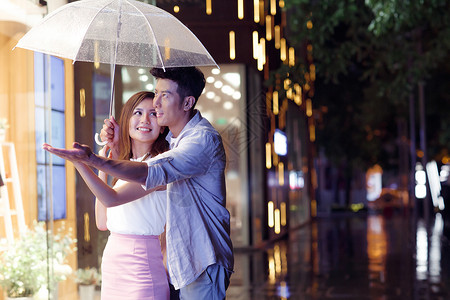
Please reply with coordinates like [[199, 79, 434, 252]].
[[273, 91, 279, 115], [280, 202, 286, 226], [79, 88, 86, 117], [94, 41, 100, 69], [274, 209, 281, 234], [309, 123, 316, 142], [310, 64, 316, 81], [280, 38, 287, 61], [229, 31, 236, 60], [84, 212, 90, 242], [279, 0, 285, 8], [238, 0, 244, 19], [268, 201, 274, 227], [278, 162, 284, 186], [164, 38, 171, 60], [306, 98, 312, 117], [274, 244, 282, 273], [259, 1, 264, 23], [274, 25, 281, 49], [307, 20, 313, 29], [266, 142, 272, 169], [286, 88, 293, 100], [307, 44, 313, 52], [266, 15, 272, 41], [252, 31, 259, 59], [268, 254, 275, 283], [257, 43, 264, 71], [271, 0, 277, 15], [294, 83, 302, 105], [304, 83, 310, 91], [260, 38, 266, 64], [253, 0, 260, 23], [283, 78, 291, 90], [206, 0, 212, 15], [289, 47, 295, 66], [173, 5, 180, 13]]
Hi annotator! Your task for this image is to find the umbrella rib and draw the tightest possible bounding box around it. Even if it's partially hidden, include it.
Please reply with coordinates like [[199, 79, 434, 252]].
[[126, 0, 166, 71], [73, 0, 117, 62]]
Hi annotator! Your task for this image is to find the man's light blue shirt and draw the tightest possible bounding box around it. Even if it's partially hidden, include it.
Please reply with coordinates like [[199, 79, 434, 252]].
[[143, 111, 234, 289]]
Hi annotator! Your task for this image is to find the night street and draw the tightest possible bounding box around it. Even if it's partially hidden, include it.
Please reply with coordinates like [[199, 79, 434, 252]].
[[228, 211, 450, 300]]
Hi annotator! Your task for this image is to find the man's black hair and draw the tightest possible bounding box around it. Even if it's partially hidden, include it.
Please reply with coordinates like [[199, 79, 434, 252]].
[[150, 67, 205, 101]]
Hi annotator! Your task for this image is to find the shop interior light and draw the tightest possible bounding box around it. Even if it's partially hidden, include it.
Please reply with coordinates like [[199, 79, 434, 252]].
[[266, 15, 272, 41], [280, 202, 286, 226], [289, 47, 295, 66], [266, 143, 272, 169], [253, 0, 260, 23], [274, 25, 281, 49], [306, 98, 312, 117], [278, 162, 284, 185], [229, 31, 236, 60], [309, 123, 315, 142], [280, 38, 287, 61], [270, 0, 277, 15], [268, 201, 274, 227], [79, 88, 86, 117], [252, 31, 259, 59], [426, 161, 445, 210], [274, 209, 281, 234], [273, 91, 279, 115], [164, 38, 171, 60], [206, 0, 212, 15], [274, 129, 287, 156], [415, 163, 427, 199], [238, 0, 244, 19], [260, 38, 266, 64]]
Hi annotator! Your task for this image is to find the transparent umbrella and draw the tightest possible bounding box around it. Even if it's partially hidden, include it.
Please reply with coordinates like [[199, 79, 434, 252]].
[[15, 0, 217, 144]]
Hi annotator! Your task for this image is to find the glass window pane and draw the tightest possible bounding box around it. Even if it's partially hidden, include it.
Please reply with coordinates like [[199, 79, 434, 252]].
[[51, 56, 65, 111]]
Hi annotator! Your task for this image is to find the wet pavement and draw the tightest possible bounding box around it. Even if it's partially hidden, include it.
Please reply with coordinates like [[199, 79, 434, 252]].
[[227, 210, 450, 300]]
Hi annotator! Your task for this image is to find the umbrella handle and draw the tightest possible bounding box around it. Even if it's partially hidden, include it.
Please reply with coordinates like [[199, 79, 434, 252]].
[[95, 132, 108, 146]]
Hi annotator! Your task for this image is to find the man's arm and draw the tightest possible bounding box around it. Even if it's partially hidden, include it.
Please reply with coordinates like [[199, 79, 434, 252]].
[[43, 142, 148, 185]]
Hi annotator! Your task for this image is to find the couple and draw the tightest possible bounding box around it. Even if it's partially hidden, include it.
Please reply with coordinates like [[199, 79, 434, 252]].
[[44, 67, 234, 300]]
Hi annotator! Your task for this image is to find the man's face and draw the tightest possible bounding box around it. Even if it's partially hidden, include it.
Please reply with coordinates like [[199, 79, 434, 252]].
[[153, 78, 184, 129]]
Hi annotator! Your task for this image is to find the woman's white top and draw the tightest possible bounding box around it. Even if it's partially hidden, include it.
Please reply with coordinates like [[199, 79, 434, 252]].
[[106, 155, 166, 235]]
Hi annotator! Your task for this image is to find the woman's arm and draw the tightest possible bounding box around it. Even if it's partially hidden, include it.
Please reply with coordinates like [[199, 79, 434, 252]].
[[43, 142, 149, 185], [95, 147, 109, 230], [73, 161, 162, 208]]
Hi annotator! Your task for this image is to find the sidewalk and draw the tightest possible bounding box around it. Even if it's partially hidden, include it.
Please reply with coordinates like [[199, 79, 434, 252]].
[[227, 211, 450, 299]]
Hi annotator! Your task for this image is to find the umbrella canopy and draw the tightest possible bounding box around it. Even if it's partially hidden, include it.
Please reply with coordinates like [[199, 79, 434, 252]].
[[15, 0, 217, 145], [15, 0, 217, 69]]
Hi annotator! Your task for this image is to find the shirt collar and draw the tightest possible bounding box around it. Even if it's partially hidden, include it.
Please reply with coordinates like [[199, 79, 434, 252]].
[[166, 110, 202, 142]]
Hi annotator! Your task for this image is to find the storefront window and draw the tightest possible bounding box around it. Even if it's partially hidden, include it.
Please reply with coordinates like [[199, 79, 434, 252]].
[[34, 53, 67, 221]]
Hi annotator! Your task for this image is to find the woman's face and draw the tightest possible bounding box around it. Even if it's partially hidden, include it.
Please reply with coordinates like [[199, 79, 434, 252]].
[[128, 98, 162, 145]]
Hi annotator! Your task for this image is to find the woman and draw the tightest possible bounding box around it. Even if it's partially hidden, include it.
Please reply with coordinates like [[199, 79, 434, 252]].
[[73, 91, 170, 300]]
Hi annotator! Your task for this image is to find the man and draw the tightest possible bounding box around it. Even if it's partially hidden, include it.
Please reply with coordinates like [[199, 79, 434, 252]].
[[44, 67, 234, 299]]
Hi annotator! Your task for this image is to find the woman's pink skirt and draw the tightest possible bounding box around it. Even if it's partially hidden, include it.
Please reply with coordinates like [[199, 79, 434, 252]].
[[101, 232, 169, 300]]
